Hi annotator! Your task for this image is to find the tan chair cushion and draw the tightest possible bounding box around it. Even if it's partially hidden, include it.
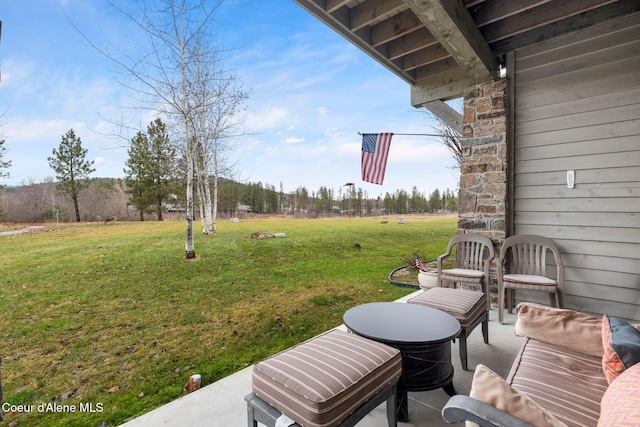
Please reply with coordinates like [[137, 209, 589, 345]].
[[504, 274, 557, 286], [468, 364, 567, 427], [408, 287, 486, 328], [442, 268, 484, 279], [252, 329, 402, 427]]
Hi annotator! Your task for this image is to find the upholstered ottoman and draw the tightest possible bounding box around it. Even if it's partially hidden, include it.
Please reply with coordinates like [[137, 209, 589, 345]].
[[245, 329, 402, 427], [408, 287, 488, 370]]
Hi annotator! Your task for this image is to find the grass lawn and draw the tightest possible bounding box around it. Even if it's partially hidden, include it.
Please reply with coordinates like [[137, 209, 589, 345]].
[[0, 215, 456, 426]]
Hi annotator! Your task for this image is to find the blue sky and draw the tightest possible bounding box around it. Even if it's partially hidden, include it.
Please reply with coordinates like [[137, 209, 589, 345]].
[[0, 0, 459, 197]]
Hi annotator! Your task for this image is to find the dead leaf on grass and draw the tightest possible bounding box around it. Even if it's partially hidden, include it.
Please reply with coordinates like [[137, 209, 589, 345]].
[[60, 388, 78, 401], [107, 385, 120, 393]]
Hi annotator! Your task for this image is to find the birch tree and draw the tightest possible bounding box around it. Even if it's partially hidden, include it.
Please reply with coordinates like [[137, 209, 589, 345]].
[[74, 0, 226, 258], [187, 43, 248, 235], [0, 138, 11, 218], [0, 139, 10, 179]]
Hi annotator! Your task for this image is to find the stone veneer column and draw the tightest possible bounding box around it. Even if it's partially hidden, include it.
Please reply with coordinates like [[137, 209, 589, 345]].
[[458, 78, 508, 293]]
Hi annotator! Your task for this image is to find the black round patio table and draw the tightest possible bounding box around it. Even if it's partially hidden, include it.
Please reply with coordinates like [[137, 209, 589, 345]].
[[343, 302, 461, 422]]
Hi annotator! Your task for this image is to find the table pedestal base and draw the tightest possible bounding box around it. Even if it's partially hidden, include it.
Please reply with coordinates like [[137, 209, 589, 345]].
[[397, 375, 457, 422], [395, 340, 457, 422]]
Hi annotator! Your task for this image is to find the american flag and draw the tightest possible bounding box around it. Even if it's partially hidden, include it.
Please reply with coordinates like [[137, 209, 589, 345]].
[[415, 255, 433, 272], [361, 133, 393, 185]]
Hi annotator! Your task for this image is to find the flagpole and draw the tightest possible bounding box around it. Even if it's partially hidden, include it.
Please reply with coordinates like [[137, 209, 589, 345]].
[[358, 132, 441, 137]]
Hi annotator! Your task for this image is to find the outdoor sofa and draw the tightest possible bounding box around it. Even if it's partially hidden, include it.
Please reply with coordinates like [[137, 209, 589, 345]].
[[442, 303, 640, 427]]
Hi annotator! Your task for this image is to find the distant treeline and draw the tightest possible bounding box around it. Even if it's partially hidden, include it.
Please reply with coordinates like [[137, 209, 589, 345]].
[[0, 177, 458, 223]]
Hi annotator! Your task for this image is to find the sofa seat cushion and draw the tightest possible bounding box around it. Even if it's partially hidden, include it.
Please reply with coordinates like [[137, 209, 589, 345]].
[[507, 339, 609, 427], [407, 287, 486, 328], [252, 329, 402, 427], [598, 363, 640, 427]]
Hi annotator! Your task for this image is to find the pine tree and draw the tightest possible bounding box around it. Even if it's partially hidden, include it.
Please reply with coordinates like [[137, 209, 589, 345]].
[[124, 131, 155, 220], [48, 129, 95, 222], [124, 119, 176, 220]]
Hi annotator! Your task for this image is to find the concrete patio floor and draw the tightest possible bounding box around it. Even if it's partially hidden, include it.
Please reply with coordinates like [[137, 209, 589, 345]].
[[121, 290, 524, 427]]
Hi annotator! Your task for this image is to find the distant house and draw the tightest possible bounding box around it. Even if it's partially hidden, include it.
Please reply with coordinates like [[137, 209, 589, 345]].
[[165, 204, 185, 213], [237, 204, 251, 214]]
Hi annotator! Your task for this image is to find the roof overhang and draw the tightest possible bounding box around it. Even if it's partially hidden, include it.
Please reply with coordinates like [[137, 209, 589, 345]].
[[294, 0, 640, 126]]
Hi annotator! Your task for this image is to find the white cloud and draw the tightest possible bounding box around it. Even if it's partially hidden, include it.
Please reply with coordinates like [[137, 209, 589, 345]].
[[244, 106, 290, 133], [285, 137, 304, 144]]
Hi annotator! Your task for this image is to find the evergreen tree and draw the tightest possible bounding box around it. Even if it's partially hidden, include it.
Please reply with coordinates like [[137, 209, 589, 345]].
[[48, 129, 95, 222], [428, 188, 443, 212], [147, 119, 176, 220], [124, 131, 155, 220], [124, 120, 177, 220]]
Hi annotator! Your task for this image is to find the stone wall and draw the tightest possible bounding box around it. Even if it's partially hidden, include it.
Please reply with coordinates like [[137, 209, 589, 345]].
[[459, 78, 508, 242], [458, 78, 508, 298]]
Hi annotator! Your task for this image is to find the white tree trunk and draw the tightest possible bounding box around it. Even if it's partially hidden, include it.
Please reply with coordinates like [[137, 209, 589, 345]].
[[212, 173, 218, 234], [195, 145, 213, 235], [196, 173, 206, 234], [181, 8, 195, 259], [185, 150, 195, 258], [203, 173, 214, 235]]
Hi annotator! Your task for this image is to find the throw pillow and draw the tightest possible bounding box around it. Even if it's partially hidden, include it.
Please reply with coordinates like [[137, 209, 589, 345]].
[[601, 314, 640, 384], [598, 363, 640, 427], [514, 303, 603, 357], [467, 364, 567, 427]]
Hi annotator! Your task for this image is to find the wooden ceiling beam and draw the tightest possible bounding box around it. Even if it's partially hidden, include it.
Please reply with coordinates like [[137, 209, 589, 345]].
[[422, 100, 463, 133], [480, 0, 616, 43], [370, 8, 424, 47], [387, 27, 439, 60], [411, 68, 474, 105], [326, 0, 351, 14], [467, 0, 551, 27], [414, 57, 460, 80], [402, 44, 450, 71], [404, 0, 496, 82], [293, 0, 417, 84], [350, 0, 406, 31]]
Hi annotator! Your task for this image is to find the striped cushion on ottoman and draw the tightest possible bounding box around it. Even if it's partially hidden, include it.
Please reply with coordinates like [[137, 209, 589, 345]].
[[251, 329, 402, 427], [408, 287, 485, 328]]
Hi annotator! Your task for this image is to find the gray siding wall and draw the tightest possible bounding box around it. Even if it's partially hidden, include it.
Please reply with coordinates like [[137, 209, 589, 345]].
[[512, 13, 640, 321]]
